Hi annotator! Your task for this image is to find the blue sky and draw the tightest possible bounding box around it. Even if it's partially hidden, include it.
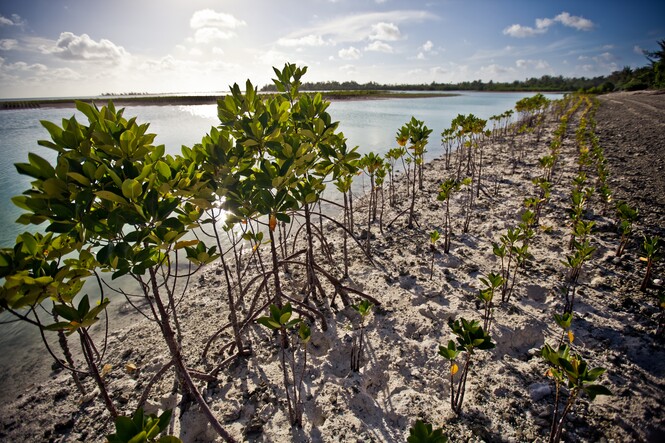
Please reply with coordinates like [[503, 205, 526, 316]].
[[0, 0, 663, 98]]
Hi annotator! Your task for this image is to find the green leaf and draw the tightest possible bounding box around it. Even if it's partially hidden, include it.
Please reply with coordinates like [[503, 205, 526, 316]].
[[96, 190, 128, 205], [257, 317, 280, 330], [53, 304, 81, 322], [77, 294, 90, 318], [156, 161, 171, 180], [114, 416, 140, 441], [127, 431, 148, 443], [122, 179, 143, 200]]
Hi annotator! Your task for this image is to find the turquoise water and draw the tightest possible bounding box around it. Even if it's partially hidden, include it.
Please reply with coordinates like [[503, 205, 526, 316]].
[[0, 91, 561, 399]]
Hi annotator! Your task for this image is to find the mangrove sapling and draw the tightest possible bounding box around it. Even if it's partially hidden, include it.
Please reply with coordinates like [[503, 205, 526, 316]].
[[460, 177, 474, 234], [436, 178, 464, 253], [541, 343, 612, 443], [257, 303, 307, 427], [360, 152, 385, 255], [106, 407, 182, 443], [351, 299, 374, 372], [0, 234, 117, 416], [639, 236, 661, 292], [398, 117, 432, 228], [407, 420, 448, 443], [562, 239, 595, 314], [18, 100, 236, 441], [615, 201, 639, 257], [385, 147, 406, 207], [438, 318, 495, 414], [477, 272, 504, 331], [553, 312, 574, 348], [494, 227, 530, 303], [429, 230, 441, 280]]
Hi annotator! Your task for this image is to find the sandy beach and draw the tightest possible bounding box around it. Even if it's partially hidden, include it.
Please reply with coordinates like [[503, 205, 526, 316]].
[[1, 91, 664, 443]]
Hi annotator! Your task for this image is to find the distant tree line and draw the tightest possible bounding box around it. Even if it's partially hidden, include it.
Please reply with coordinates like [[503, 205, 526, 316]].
[[261, 40, 665, 94]]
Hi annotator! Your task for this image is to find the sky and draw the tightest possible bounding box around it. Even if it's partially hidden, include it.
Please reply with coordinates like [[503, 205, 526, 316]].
[[0, 0, 663, 98]]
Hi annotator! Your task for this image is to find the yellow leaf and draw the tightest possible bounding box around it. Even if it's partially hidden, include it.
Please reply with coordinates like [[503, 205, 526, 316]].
[[568, 330, 575, 344], [101, 364, 113, 377], [639, 257, 648, 262], [450, 363, 459, 375], [269, 214, 277, 232], [545, 369, 553, 377], [125, 362, 137, 373]]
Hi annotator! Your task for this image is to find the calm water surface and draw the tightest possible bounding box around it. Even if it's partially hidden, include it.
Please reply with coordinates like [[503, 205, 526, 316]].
[[0, 91, 561, 399]]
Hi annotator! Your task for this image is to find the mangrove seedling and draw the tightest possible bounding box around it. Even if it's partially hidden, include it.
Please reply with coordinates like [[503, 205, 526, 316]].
[[615, 201, 638, 257], [640, 235, 661, 292], [477, 272, 504, 331], [553, 312, 574, 348], [257, 303, 306, 427], [106, 407, 182, 443], [541, 343, 612, 443], [351, 299, 374, 372], [407, 420, 448, 443], [437, 178, 465, 253], [438, 318, 495, 414]]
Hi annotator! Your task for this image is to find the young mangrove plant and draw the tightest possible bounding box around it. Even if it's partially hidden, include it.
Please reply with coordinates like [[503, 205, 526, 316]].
[[640, 236, 661, 292], [106, 407, 182, 443], [477, 272, 504, 331], [397, 117, 432, 228], [561, 239, 595, 314], [438, 317, 495, 414], [541, 343, 612, 443], [553, 312, 574, 348], [493, 227, 530, 303], [436, 178, 466, 253], [407, 420, 448, 443], [351, 299, 374, 372], [615, 201, 638, 257], [257, 303, 308, 427]]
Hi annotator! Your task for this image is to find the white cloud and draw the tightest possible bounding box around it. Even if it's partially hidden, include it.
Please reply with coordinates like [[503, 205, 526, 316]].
[[634, 45, 644, 55], [338, 46, 361, 60], [339, 64, 357, 75], [0, 14, 25, 27], [279, 10, 436, 45], [554, 12, 593, 31], [193, 27, 236, 43], [0, 39, 18, 50], [504, 11, 594, 38], [365, 40, 393, 53], [515, 59, 551, 70], [503, 24, 546, 38], [44, 32, 129, 62], [190, 9, 246, 30], [212, 47, 225, 55], [256, 49, 294, 67], [421, 40, 434, 52], [277, 34, 333, 47], [369, 22, 401, 41], [416, 52, 426, 60], [430, 66, 447, 75]]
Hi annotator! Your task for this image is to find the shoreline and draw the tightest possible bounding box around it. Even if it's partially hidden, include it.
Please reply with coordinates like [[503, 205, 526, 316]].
[[0, 91, 461, 110]]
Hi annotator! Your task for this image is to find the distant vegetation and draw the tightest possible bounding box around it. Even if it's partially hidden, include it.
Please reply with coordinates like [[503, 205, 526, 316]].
[[261, 40, 665, 94]]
